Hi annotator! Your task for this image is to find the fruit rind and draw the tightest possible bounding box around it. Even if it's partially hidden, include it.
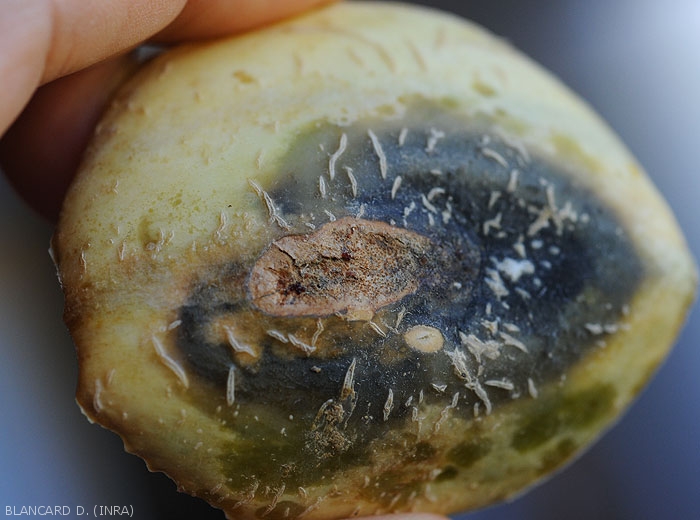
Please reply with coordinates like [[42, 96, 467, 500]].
[[54, 3, 696, 519]]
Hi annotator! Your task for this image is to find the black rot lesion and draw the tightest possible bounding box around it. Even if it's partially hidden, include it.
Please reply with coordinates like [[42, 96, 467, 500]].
[[174, 101, 643, 493]]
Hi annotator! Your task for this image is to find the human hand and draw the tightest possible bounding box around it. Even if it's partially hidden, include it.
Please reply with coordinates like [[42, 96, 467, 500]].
[[0, 0, 334, 222]]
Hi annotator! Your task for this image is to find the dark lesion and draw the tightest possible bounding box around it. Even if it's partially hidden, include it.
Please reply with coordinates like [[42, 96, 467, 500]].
[[175, 100, 643, 493]]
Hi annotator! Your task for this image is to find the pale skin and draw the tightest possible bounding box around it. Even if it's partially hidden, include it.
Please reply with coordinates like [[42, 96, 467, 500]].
[[0, 1, 448, 519]]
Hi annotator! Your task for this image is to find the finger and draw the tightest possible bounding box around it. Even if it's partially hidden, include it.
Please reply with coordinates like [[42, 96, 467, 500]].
[[0, 54, 139, 222], [0, 0, 186, 137], [40, 0, 188, 83], [154, 0, 337, 42], [1, 0, 335, 221], [1, 0, 337, 135]]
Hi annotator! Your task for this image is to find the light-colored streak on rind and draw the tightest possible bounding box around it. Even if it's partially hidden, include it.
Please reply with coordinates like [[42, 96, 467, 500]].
[[226, 366, 236, 406], [151, 334, 189, 388], [328, 132, 347, 180], [368, 129, 388, 180]]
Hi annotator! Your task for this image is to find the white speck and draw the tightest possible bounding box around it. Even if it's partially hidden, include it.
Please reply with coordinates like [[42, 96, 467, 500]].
[[398, 127, 408, 147], [341, 358, 357, 401], [383, 389, 394, 421], [503, 322, 520, 332], [395, 306, 407, 329], [481, 319, 499, 335], [426, 128, 445, 153], [480, 147, 508, 168], [445, 348, 471, 382], [442, 201, 453, 225], [226, 366, 236, 406], [482, 212, 502, 235], [328, 133, 347, 180], [323, 209, 336, 222], [507, 169, 520, 193], [485, 379, 515, 391], [434, 392, 460, 433], [546, 184, 559, 214], [499, 132, 531, 163], [319, 175, 327, 199], [484, 268, 509, 299], [513, 238, 526, 258], [430, 169, 443, 176], [431, 383, 447, 393], [224, 326, 257, 357], [345, 166, 358, 198], [311, 319, 324, 348], [466, 380, 492, 415], [402, 201, 416, 222], [488, 191, 501, 210], [427, 187, 446, 201], [527, 378, 539, 399], [493, 257, 535, 283], [167, 320, 182, 331], [266, 329, 288, 343], [261, 484, 286, 517], [499, 332, 529, 354], [368, 129, 387, 180], [559, 201, 579, 224], [93, 379, 104, 413], [248, 179, 290, 230], [368, 321, 387, 338], [531, 239, 543, 249], [216, 210, 228, 240], [515, 287, 532, 300], [288, 333, 316, 355], [527, 207, 553, 237], [152, 334, 189, 388], [411, 406, 419, 422], [421, 194, 439, 214], [425, 483, 438, 503], [106, 369, 116, 386], [460, 331, 501, 363], [549, 245, 561, 255], [118, 241, 127, 261], [585, 323, 605, 335], [391, 176, 402, 200]]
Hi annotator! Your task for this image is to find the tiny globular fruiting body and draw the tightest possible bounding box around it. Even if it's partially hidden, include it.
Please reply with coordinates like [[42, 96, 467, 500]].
[[53, 3, 696, 519]]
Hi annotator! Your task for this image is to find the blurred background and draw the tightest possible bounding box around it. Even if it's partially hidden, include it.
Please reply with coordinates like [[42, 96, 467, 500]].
[[1, 1, 698, 519]]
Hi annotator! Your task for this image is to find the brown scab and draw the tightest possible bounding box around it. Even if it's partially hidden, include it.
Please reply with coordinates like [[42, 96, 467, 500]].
[[248, 217, 435, 319]]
